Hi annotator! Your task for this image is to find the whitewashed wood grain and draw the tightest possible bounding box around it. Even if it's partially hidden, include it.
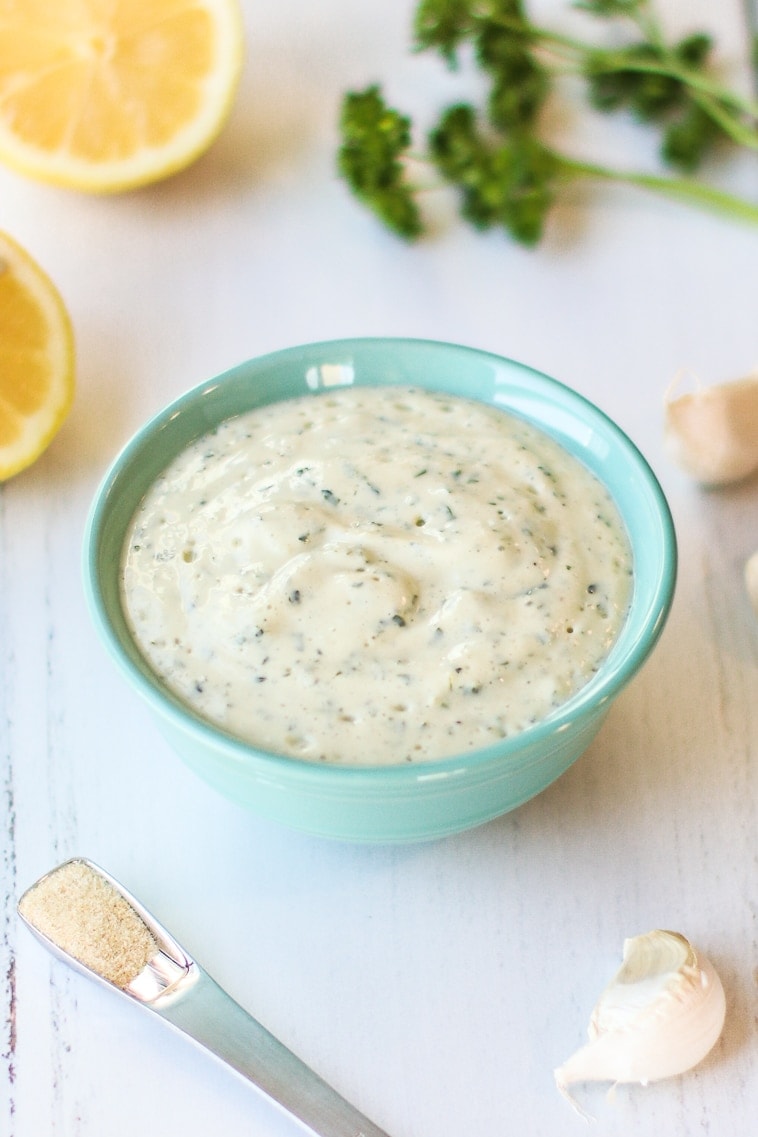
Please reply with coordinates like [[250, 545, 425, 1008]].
[[1, 1, 757, 1134]]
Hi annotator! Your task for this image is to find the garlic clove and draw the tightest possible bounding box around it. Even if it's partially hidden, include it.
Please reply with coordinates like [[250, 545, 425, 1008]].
[[746, 551, 758, 617], [663, 372, 758, 486], [554, 930, 726, 1095]]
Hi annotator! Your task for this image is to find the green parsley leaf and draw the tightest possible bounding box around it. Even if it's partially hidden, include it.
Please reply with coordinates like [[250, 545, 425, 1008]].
[[337, 86, 422, 240], [336, 1, 758, 246]]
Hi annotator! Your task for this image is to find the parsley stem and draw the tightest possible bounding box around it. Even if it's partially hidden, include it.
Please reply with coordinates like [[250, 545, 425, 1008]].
[[583, 56, 758, 142], [473, 10, 758, 137], [562, 156, 758, 223]]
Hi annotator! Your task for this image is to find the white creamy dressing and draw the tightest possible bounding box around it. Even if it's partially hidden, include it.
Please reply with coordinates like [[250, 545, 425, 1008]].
[[121, 386, 632, 765]]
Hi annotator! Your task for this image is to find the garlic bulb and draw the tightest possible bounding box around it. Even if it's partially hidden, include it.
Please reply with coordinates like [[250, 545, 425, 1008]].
[[663, 372, 758, 486], [554, 930, 726, 1095], [746, 551, 758, 617]]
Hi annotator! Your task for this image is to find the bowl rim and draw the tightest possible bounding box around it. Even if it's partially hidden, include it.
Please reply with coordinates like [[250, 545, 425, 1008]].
[[82, 336, 677, 785]]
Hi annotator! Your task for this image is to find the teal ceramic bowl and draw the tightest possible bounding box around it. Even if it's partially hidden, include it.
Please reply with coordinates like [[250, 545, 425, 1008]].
[[83, 338, 676, 843]]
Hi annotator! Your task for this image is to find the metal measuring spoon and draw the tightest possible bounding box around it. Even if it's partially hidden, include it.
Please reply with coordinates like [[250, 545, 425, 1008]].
[[18, 858, 393, 1137]]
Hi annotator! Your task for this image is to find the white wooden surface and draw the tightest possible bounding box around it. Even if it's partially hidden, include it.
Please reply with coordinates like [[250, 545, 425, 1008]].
[[1, 2, 757, 1134]]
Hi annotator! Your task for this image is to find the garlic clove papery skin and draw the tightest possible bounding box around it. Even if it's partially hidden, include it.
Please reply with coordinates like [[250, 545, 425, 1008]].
[[746, 551, 758, 617], [663, 373, 758, 486], [554, 930, 726, 1093]]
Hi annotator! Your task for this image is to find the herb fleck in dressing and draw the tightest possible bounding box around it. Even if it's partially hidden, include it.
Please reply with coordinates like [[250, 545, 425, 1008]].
[[121, 387, 632, 765]]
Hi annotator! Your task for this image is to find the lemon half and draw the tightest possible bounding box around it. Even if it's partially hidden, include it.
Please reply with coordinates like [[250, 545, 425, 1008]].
[[0, 0, 244, 192], [0, 231, 75, 480]]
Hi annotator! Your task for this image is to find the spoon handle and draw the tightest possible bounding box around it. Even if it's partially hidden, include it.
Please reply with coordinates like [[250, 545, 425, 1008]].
[[18, 860, 392, 1136], [154, 967, 392, 1137]]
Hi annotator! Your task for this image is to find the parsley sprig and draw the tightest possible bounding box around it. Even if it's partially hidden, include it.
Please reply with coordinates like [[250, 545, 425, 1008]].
[[337, 0, 758, 245]]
